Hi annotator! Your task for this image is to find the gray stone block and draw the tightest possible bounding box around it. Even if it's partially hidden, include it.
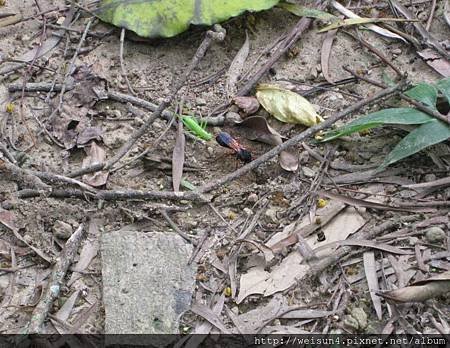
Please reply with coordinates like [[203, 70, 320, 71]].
[[102, 230, 196, 342]]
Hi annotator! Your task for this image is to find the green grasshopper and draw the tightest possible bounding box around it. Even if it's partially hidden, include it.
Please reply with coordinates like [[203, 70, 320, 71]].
[[180, 115, 212, 141]]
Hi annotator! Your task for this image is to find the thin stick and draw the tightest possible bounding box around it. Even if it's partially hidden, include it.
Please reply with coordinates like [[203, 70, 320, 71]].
[[425, 0, 437, 31], [26, 224, 85, 333], [344, 67, 450, 125], [119, 28, 136, 96], [237, 0, 325, 97], [198, 83, 403, 194]]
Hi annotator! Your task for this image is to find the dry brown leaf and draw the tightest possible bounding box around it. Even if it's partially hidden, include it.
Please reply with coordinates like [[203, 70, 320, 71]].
[[363, 251, 383, 320], [233, 96, 259, 115], [237, 252, 310, 303], [77, 127, 103, 146], [319, 190, 434, 213], [378, 271, 450, 303], [237, 116, 298, 171], [417, 49, 450, 78], [226, 32, 250, 98], [172, 120, 185, 192], [321, 29, 337, 84], [82, 142, 109, 187]]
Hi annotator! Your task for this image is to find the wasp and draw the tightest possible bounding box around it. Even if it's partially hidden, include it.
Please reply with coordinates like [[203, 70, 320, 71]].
[[215, 131, 252, 163]]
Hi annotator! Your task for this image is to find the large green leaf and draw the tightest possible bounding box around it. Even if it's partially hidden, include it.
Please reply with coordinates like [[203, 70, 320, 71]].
[[322, 108, 434, 141], [404, 83, 438, 109], [97, 0, 280, 38], [381, 120, 450, 168], [435, 77, 450, 104]]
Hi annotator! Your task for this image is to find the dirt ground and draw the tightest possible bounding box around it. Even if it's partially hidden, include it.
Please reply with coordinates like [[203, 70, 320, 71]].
[[0, 0, 449, 338]]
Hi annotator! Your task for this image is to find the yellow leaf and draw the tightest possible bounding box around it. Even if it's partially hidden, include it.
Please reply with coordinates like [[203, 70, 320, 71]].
[[256, 84, 323, 126], [5, 103, 14, 113]]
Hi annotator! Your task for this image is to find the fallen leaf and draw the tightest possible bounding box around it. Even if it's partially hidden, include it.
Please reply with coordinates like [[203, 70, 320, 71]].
[[256, 84, 323, 126], [77, 127, 103, 146], [236, 294, 286, 332], [172, 120, 185, 192], [237, 116, 299, 171], [55, 290, 80, 322], [82, 142, 108, 187], [190, 303, 231, 334], [417, 49, 450, 78], [236, 252, 310, 303], [226, 32, 250, 98], [233, 96, 259, 115], [364, 251, 383, 320], [321, 29, 337, 84], [378, 271, 450, 303]]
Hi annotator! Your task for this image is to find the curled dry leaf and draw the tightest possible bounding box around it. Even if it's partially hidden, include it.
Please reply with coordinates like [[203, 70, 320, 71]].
[[256, 84, 323, 126], [82, 142, 109, 187], [321, 29, 337, 84], [237, 116, 298, 171], [226, 32, 250, 98], [233, 96, 259, 115], [378, 271, 450, 303]]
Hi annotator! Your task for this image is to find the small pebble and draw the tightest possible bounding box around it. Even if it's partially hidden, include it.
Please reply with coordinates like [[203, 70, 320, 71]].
[[247, 193, 258, 203], [424, 227, 446, 243], [53, 220, 73, 239], [351, 307, 368, 329], [207, 146, 214, 156], [408, 236, 419, 246], [243, 208, 253, 216], [265, 208, 279, 223], [391, 48, 402, 55], [196, 97, 207, 106], [424, 174, 436, 182]]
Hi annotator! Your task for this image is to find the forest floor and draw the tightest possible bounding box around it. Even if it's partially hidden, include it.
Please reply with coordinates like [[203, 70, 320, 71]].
[[0, 0, 449, 341]]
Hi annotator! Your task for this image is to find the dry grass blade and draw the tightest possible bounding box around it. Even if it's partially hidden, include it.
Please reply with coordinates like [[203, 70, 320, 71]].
[[363, 251, 383, 320], [321, 29, 337, 84], [172, 120, 185, 192], [319, 190, 434, 213], [337, 240, 413, 255], [226, 31, 250, 98]]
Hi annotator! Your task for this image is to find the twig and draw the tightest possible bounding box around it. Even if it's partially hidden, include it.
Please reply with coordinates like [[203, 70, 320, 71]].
[[346, 30, 403, 77], [344, 67, 450, 125], [0, 158, 50, 191], [47, 18, 92, 124], [8, 82, 74, 93], [119, 28, 136, 95], [198, 83, 403, 194], [160, 210, 196, 244], [425, 0, 437, 31], [0, 143, 17, 163], [26, 224, 85, 333], [17, 188, 209, 202], [237, 0, 325, 97]]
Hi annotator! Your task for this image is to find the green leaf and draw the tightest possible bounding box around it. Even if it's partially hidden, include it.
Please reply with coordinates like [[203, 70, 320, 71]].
[[381, 120, 450, 168], [435, 77, 450, 104], [278, 2, 336, 21], [322, 108, 434, 141], [404, 83, 438, 109], [97, 0, 280, 38], [318, 17, 415, 33]]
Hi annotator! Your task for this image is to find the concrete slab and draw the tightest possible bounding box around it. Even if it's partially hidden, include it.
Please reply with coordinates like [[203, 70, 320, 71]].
[[102, 230, 196, 344]]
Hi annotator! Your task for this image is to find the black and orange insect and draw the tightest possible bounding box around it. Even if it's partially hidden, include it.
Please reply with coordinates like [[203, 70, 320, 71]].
[[216, 132, 252, 163]]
